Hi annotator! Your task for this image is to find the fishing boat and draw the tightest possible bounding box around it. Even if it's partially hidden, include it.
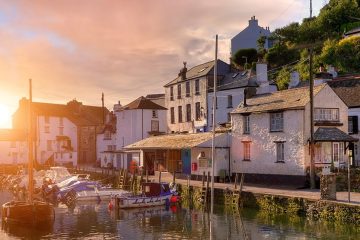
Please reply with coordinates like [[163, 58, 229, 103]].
[[1, 79, 55, 227], [109, 182, 179, 209]]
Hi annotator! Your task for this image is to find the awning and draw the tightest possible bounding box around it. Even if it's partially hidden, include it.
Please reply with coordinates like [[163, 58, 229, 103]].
[[314, 127, 358, 142], [124, 132, 228, 150]]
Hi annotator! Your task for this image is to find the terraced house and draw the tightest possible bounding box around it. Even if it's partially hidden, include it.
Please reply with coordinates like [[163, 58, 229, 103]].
[[13, 98, 107, 166]]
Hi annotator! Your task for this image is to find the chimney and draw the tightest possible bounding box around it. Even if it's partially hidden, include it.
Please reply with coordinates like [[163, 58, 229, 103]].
[[67, 99, 82, 114], [314, 72, 333, 86], [243, 88, 248, 107], [256, 62, 268, 84], [181, 61, 187, 80], [249, 16, 258, 27], [327, 65, 338, 78], [113, 100, 122, 112], [288, 71, 300, 89]]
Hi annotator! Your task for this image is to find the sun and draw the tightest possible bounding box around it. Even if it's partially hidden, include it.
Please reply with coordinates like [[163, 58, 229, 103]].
[[0, 103, 12, 128]]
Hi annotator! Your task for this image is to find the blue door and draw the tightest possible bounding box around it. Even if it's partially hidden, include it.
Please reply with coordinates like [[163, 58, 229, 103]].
[[182, 149, 191, 174]]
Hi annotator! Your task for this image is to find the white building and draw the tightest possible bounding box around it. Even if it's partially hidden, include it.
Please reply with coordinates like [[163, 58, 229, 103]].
[[0, 129, 27, 164], [13, 99, 107, 167], [328, 74, 360, 166], [231, 83, 357, 186], [113, 96, 167, 170], [231, 16, 271, 56], [96, 112, 117, 168], [164, 60, 230, 133]]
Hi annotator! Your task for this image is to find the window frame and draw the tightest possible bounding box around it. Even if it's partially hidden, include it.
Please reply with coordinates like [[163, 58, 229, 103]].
[[195, 102, 201, 121], [314, 108, 339, 122], [151, 120, 159, 132], [170, 107, 175, 124], [186, 104, 191, 122], [185, 81, 190, 97], [170, 86, 174, 101], [195, 79, 200, 95], [275, 142, 285, 163], [227, 95, 233, 108], [243, 115, 250, 134], [177, 84, 182, 99], [242, 141, 251, 161], [178, 106, 183, 123], [270, 112, 284, 132], [152, 110, 158, 118]]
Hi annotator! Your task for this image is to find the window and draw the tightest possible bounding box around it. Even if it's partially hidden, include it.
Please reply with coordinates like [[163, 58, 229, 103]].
[[243, 142, 251, 161], [227, 112, 231, 122], [45, 126, 50, 133], [348, 116, 358, 134], [276, 142, 285, 162], [152, 110, 158, 118], [178, 106, 183, 123], [227, 95, 233, 108], [195, 79, 200, 95], [45, 116, 50, 124], [104, 131, 111, 140], [151, 120, 159, 132], [333, 142, 345, 166], [195, 102, 201, 121], [177, 84, 182, 99], [59, 117, 63, 126], [170, 107, 175, 124], [170, 86, 174, 101], [186, 81, 190, 97], [243, 115, 250, 134], [186, 104, 191, 122], [215, 97, 218, 109], [314, 108, 339, 122], [59, 127, 64, 135], [47, 140, 52, 151], [270, 112, 284, 132], [107, 145, 113, 151]]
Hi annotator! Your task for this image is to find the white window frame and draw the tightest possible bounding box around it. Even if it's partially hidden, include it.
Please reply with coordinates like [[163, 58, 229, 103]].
[[243, 115, 250, 134], [314, 108, 339, 122], [243, 142, 251, 161], [270, 112, 284, 132], [151, 120, 159, 132]]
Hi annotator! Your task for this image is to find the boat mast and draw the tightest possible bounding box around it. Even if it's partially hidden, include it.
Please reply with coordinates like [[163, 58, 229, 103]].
[[28, 79, 34, 203]]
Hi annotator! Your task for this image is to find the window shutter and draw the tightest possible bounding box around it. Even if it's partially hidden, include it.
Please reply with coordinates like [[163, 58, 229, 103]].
[[354, 116, 359, 134]]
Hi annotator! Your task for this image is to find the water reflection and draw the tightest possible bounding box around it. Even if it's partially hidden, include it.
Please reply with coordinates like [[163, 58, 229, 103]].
[[1, 190, 360, 239]]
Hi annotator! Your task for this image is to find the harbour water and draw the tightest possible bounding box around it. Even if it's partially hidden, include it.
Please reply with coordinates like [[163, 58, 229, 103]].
[[0, 190, 359, 239]]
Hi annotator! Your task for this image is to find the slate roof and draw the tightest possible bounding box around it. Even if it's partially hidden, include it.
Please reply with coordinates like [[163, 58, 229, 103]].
[[124, 132, 224, 150], [214, 70, 258, 91], [232, 84, 326, 114], [122, 96, 167, 110], [314, 127, 358, 142], [0, 129, 27, 141], [327, 75, 360, 108], [164, 60, 228, 87]]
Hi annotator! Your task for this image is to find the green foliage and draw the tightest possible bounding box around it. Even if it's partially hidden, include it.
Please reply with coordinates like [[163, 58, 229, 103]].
[[233, 48, 258, 67], [320, 36, 360, 72], [265, 43, 299, 68], [275, 67, 291, 90]]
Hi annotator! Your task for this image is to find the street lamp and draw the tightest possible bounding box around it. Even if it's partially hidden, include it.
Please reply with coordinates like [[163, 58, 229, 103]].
[[242, 56, 248, 69]]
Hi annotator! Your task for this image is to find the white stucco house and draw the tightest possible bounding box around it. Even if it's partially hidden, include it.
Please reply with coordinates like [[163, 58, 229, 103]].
[[96, 112, 117, 168], [13, 98, 107, 167], [0, 129, 27, 164], [230, 83, 357, 186], [112, 96, 167, 170], [231, 16, 271, 56], [164, 60, 230, 133]]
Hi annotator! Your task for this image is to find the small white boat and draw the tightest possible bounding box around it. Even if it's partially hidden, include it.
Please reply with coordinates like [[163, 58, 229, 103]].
[[110, 182, 178, 209]]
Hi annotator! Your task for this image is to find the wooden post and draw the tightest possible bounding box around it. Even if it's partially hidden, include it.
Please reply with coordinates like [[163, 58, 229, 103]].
[[159, 171, 162, 183], [173, 171, 176, 183]]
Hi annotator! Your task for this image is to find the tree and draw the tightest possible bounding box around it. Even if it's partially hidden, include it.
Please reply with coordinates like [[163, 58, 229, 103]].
[[232, 48, 258, 67], [265, 43, 299, 68], [320, 36, 360, 73], [275, 67, 291, 90]]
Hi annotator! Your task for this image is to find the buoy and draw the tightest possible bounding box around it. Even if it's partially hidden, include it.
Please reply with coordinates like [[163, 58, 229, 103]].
[[170, 195, 180, 203]]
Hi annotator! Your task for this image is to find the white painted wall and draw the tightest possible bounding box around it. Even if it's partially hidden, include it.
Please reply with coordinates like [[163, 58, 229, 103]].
[[231, 110, 306, 176], [115, 108, 166, 150], [0, 141, 27, 164], [207, 88, 245, 130], [190, 147, 230, 176], [97, 132, 116, 168], [36, 115, 78, 165]]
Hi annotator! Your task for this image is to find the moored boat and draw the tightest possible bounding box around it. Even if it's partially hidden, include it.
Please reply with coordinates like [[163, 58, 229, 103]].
[[110, 182, 179, 209]]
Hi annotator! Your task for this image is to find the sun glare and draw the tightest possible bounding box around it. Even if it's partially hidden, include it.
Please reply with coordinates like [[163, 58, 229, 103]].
[[0, 103, 12, 128]]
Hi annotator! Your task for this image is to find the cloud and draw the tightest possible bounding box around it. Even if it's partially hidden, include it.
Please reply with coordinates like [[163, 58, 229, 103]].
[[0, 0, 316, 127]]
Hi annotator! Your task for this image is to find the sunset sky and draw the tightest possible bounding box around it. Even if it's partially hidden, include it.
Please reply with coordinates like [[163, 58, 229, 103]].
[[0, 0, 324, 128]]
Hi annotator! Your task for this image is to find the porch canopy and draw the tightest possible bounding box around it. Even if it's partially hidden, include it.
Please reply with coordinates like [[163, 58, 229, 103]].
[[124, 132, 229, 150], [314, 127, 358, 142]]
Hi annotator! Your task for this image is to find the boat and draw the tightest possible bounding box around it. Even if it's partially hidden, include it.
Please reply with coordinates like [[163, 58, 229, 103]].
[[109, 182, 179, 209], [57, 180, 131, 203], [1, 79, 54, 227]]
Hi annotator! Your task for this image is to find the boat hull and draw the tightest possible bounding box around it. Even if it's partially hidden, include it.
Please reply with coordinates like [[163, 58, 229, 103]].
[[112, 193, 173, 209], [1, 201, 55, 226]]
